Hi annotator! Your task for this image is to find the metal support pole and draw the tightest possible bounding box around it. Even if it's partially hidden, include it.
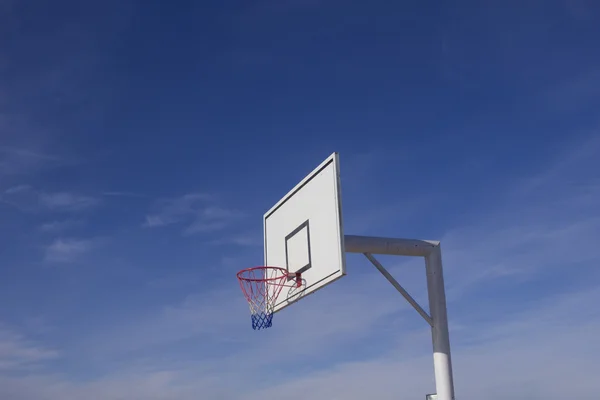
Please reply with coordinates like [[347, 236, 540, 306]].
[[425, 245, 455, 400], [344, 234, 456, 400]]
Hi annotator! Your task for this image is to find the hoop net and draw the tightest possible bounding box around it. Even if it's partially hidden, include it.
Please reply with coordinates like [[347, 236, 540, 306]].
[[237, 266, 292, 330]]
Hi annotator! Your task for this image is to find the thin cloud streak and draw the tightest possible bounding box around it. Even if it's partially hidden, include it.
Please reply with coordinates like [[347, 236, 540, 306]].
[[38, 192, 100, 212], [38, 219, 85, 233], [208, 232, 262, 246], [44, 237, 98, 263], [143, 193, 243, 235], [142, 193, 214, 228], [0, 146, 61, 162], [102, 191, 148, 198], [1, 185, 101, 213], [0, 326, 59, 371], [0, 145, 63, 178]]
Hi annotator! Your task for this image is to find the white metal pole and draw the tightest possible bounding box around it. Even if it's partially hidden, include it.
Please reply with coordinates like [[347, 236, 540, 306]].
[[424, 245, 455, 400]]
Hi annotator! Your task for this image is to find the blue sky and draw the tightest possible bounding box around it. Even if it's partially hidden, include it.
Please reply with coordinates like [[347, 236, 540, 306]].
[[1, 0, 599, 398]]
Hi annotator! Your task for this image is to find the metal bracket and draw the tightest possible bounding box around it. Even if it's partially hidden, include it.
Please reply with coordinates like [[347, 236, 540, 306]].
[[364, 253, 433, 327]]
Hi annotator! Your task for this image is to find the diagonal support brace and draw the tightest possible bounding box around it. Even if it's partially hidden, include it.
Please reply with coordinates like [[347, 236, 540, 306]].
[[364, 252, 433, 327]]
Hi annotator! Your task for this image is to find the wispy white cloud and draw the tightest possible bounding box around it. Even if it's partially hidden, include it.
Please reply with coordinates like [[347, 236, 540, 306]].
[[143, 193, 243, 235], [0, 184, 40, 211], [76, 288, 246, 361], [0, 146, 63, 178], [44, 238, 98, 263], [0, 146, 61, 162], [102, 191, 148, 198], [511, 133, 600, 197], [1, 185, 100, 213], [38, 192, 100, 212], [183, 206, 244, 235], [0, 325, 59, 371], [208, 232, 261, 246], [38, 219, 84, 233], [143, 193, 212, 228], [3, 184, 32, 194]]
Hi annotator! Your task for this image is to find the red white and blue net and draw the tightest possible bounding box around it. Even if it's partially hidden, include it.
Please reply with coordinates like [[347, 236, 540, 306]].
[[236, 266, 290, 330]]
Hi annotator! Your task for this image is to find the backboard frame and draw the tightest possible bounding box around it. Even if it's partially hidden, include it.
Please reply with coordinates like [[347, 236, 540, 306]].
[[263, 152, 346, 313]]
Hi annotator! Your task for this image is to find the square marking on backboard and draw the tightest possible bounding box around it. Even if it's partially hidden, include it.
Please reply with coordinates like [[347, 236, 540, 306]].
[[285, 220, 312, 275]]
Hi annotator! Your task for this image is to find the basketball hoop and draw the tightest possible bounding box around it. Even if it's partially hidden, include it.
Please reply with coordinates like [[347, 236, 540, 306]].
[[237, 266, 301, 330]]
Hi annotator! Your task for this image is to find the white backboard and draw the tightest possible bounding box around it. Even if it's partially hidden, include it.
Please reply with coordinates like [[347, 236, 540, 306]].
[[264, 152, 346, 313]]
